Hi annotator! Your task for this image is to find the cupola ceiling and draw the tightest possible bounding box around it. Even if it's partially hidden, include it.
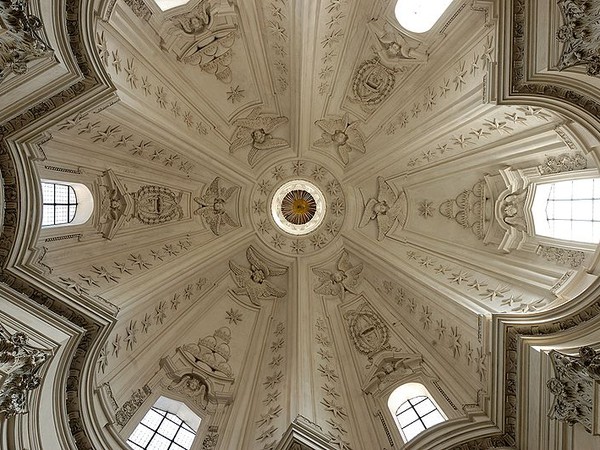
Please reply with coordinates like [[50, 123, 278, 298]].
[[2, 0, 600, 449]]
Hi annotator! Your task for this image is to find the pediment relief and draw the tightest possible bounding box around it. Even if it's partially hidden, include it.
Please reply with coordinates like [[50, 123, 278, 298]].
[[93, 169, 135, 240], [159, 0, 238, 83], [362, 351, 423, 394], [93, 170, 186, 239]]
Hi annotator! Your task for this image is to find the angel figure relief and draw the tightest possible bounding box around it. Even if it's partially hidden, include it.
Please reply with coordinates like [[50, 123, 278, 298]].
[[314, 113, 366, 165], [229, 107, 289, 165], [229, 246, 288, 304], [312, 250, 363, 301], [172, 2, 212, 35], [194, 177, 240, 235], [367, 19, 428, 67], [168, 1, 238, 83], [359, 177, 407, 240]]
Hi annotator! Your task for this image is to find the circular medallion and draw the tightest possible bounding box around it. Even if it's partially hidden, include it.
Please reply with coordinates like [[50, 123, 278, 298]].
[[251, 160, 346, 255], [272, 181, 326, 235]]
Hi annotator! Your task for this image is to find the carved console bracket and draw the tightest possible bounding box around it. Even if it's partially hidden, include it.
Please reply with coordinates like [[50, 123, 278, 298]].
[[274, 415, 335, 450], [0, 0, 54, 82], [0, 324, 51, 417], [547, 346, 600, 434]]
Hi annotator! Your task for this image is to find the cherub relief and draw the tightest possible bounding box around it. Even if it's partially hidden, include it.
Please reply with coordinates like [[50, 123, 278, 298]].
[[312, 250, 363, 301], [229, 246, 287, 304], [194, 177, 239, 235], [359, 176, 407, 240], [367, 19, 428, 67], [229, 107, 289, 165]]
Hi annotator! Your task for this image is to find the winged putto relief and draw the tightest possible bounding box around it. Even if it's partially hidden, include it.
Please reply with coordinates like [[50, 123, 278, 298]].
[[359, 177, 407, 240], [229, 246, 288, 304], [312, 250, 363, 301], [193, 177, 240, 235], [160, 0, 238, 83], [229, 107, 289, 165]]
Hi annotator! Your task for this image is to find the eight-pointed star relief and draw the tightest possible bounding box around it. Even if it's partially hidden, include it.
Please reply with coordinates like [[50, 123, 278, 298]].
[[229, 246, 288, 304], [229, 107, 289, 165]]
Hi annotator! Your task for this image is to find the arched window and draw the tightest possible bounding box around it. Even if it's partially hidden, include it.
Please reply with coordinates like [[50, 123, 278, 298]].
[[41, 181, 93, 227], [394, 0, 454, 33], [42, 182, 77, 226], [127, 397, 200, 450], [532, 178, 600, 243], [153, 0, 190, 11], [388, 383, 446, 442]]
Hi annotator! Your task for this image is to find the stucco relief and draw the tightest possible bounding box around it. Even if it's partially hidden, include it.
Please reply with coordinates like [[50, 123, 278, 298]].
[[229, 246, 288, 304], [0, 324, 50, 416], [161, 0, 238, 83], [0, 0, 53, 82], [359, 176, 407, 241], [547, 346, 600, 432], [312, 250, 363, 301], [193, 177, 240, 235], [556, 0, 600, 76], [229, 107, 289, 166]]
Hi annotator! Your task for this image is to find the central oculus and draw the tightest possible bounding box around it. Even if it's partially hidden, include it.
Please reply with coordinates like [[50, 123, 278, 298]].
[[271, 180, 326, 235]]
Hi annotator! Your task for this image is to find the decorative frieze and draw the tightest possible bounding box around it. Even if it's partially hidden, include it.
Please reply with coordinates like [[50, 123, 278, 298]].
[[0, 325, 50, 416], [538, 245, 585, 268], [114, 384, 151, 428], [539, 152, 587, 174]]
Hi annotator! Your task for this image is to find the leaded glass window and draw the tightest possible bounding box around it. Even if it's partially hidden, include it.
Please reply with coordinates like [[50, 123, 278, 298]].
[[541, 178, 600, 243], [41, 182, 78, 226], [394, 395, 445, 442], [126, 407, 197, 450]]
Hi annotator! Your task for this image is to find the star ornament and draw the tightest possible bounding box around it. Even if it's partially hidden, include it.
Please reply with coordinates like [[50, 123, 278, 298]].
[[418, 200, 434, 218], [359, 176, 407, 240], [194, 177, 239, 235], [312, 250, 363, 301], [314, 113, 366, 165], [229, 107, 289, 165], [229, 246, 288, 304]]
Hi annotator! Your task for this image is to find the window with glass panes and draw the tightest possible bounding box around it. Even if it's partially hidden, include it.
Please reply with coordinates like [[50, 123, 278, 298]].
[[126, 407, 197, 450], [545, 178, 600, 243], [395, 395, 445, 442], [41, 182, 78, 226]]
